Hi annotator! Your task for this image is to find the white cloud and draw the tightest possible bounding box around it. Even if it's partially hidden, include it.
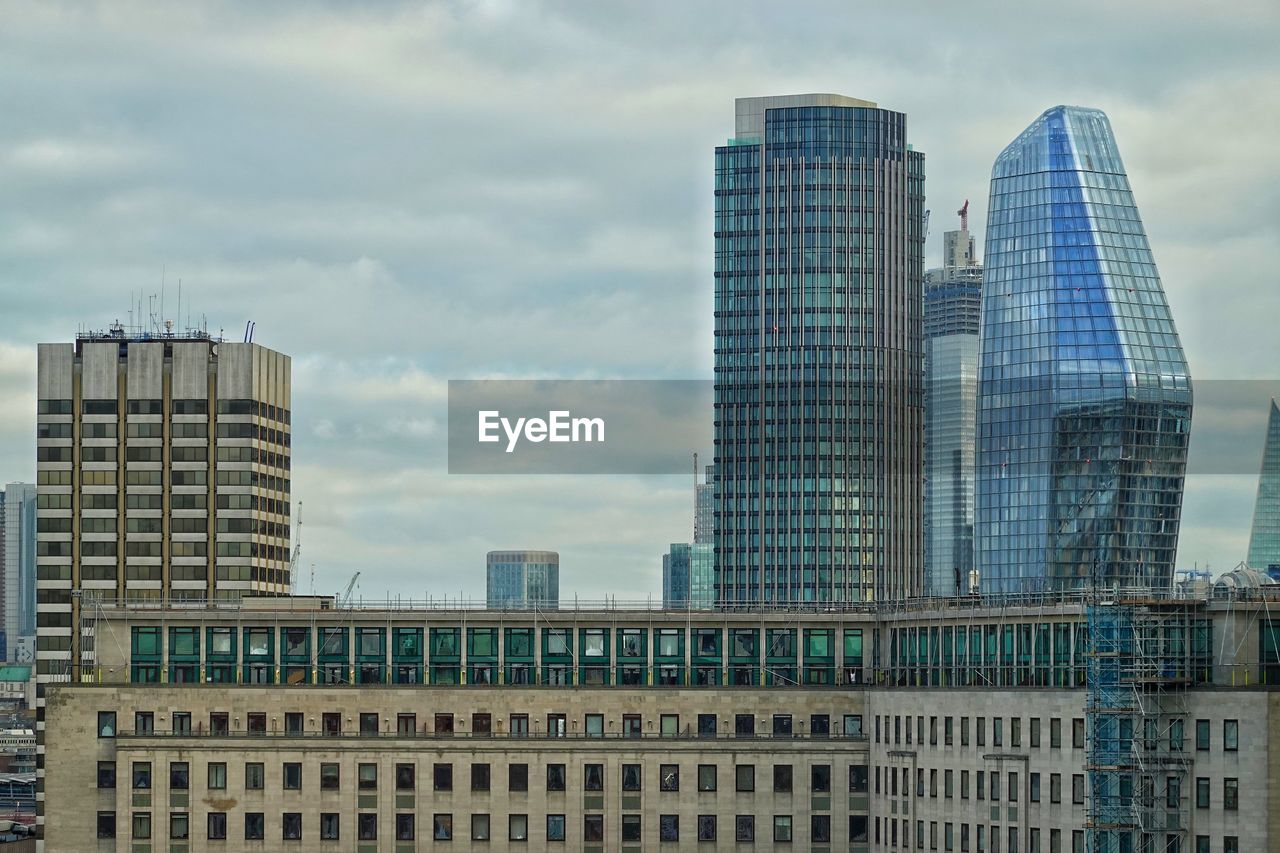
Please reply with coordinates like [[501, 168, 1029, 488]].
[[0, 0, 1275, 596]]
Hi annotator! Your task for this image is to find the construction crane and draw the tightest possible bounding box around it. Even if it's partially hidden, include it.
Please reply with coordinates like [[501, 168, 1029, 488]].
[[957, 199, 969, 231], [338, 572, 361, 608]]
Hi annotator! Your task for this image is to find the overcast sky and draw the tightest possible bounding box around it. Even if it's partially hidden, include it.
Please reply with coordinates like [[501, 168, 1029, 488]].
[[1, 0, 1277, 601]]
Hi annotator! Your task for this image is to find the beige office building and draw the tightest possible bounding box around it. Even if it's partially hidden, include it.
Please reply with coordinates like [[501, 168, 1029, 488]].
[[41, 592, 1280, 852], [35, 330, 291, 682]]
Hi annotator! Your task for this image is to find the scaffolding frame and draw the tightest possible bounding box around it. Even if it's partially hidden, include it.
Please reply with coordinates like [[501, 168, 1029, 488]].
[[1086, 596, 1200, 853]]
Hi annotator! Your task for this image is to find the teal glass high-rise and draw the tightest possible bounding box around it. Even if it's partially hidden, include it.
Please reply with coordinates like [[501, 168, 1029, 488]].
[[975, 106, 1192, 594], [1247, 399, 1280, 578], [714, 95, 926, 603]]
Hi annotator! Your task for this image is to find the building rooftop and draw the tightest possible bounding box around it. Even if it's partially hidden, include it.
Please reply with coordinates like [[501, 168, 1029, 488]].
[[734, 93, 879, 139]]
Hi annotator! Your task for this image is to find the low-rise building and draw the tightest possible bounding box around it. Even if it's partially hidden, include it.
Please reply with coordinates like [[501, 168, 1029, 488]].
[[41, 592, 1280, 851]]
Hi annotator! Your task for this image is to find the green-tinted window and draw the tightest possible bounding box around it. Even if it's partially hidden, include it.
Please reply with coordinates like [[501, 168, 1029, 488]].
[[618, 629, 645, 659], [766, 629, 796, 658], [169, 627, 198, 657], [468, 628, 497, 657], [842, 630, 862, 662], [693, 629, 720, 658], [394, 628, 423, 659], [730, 630, 757, 658], [505, 629, 533, 658], [431, 628, 460, 657], [357, 628, 385, 658], [543, 629, 571, 657], [655, 629, 683, 659], [244, 628, 272, 658], [282, 628, 308, 658], [132, 627, 161, 657], [805, 630, 833, 658], [318, 628, 348, 659]]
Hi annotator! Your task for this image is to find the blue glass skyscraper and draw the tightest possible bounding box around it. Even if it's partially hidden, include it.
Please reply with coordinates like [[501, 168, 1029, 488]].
[[714, 95, 926, 603], [925, 206, 983, 596], [975, 106, 1192, 593]]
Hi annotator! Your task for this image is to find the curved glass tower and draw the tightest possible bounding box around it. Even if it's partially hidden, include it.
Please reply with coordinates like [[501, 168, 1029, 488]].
[[975, 106, 1192, 593], [714, 95, 926, 603]]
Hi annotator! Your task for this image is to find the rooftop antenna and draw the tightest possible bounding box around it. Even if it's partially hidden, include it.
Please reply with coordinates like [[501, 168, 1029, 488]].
[[957, 199, 969, 231]]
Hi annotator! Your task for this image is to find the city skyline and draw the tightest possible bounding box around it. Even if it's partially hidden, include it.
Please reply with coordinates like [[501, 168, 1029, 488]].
[[0, 2, 1276, 600]]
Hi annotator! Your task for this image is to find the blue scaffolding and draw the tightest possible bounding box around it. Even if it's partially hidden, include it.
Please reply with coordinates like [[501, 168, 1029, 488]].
[[1085, 597, 1197, 853]]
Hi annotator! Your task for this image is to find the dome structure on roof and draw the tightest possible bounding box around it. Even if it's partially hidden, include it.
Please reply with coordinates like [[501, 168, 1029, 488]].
[[1213, 566, 1277, 595]]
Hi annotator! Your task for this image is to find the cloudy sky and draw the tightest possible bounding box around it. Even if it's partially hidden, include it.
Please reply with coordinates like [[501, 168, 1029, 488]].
[[1, 0, 1277, 600]]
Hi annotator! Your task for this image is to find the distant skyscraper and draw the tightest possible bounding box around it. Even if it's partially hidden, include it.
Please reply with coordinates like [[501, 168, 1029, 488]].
[[714, 94, 926, 603], [975, 106, 1192, 593], [694, 463, 715, 545], [36, 330, 292, 680], [1, 484, 36, 662], [662, 543, 714, 610], [1247, 399, 1280, 578], [924, 203, 983, 595], [485, 551, 559, 609]]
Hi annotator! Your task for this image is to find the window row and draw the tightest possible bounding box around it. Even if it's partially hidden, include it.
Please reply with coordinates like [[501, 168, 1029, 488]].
[[96, 811, 860, 844], [99, 758, 868, 796]]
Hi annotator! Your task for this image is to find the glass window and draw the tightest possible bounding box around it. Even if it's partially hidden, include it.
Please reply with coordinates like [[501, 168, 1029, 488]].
[[133, 813, 152, 840], [320, 763, 339, 791], [319, 813, 339, 840], [736, 764, 754, 792], [208, 812, 227, 840], [698, 764, 717, 792], [622, 764, 642, 791], [584, 763, 604, 791], [583, 629, 606, 657], [245, 758, 263, 788], [282, 762, 301, 790], [508, 813, 527, 842], [471, 763, 490, 791], [98, 711, 116, 738], [358, 763, 377, 790], [508, 763, 528, 792], [584, 815, 604, 843], [660, 764, 679, 792], [131, 762, 152, 790], [622, 814, 642, 843], [433, 815, 453, 841], [97, 761, 116, 789], [546, 814, 565, 842], [811, 764, 831, 793], [244, 813, 264, 840], [396, 763, 415, 791], [396, 814, 415, 841], [358, 813, 377, 841], [1224, 719, 1239, 751], [434, 763, 452, 791], [546, 764, 566, 792], [660, 814, 679, 842], [736, 815, 755, 842], [698, 815, 716, 841], [281, 812, 301, 841], [774, 764, 793, 792], [773, 815, 792, 843]]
